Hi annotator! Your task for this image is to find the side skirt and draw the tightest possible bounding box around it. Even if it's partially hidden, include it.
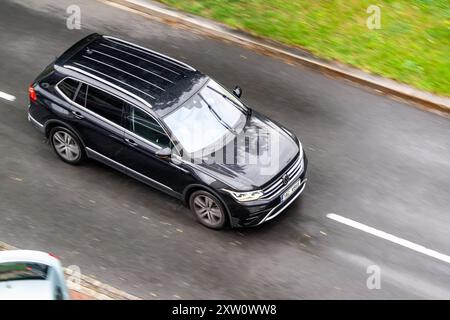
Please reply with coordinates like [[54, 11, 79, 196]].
[[85, 147, 182, 200]]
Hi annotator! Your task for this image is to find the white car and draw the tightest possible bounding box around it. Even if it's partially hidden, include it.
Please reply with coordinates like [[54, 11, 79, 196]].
[[0, 250, 70, 300]]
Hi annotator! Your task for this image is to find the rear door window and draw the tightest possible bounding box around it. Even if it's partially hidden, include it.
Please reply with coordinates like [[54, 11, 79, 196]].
[[0, 262, 49, 281], [85, 86, 125, 125]]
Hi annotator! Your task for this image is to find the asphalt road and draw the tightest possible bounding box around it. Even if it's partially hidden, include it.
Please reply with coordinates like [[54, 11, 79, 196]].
[[1, 0, 449, 299]]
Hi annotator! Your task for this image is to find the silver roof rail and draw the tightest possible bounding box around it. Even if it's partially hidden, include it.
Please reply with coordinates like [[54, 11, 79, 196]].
[[103, 35, 196, 72], [62, 64, 154, 109]]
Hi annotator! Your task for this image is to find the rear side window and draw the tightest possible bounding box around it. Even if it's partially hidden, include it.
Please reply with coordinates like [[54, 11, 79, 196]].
[[85, 86, 124, 125], [58, 78, 80, 100], [0, 262, 49, 282]]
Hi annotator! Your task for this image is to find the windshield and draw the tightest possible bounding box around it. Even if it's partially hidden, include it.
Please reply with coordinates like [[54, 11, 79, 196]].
[[163, 80, 246, 154], [0, 262, 49, 282]]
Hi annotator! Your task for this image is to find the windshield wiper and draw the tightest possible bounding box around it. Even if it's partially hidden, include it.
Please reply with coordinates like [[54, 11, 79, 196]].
[[206, 86, 249, 115], [198, 93, 236, 134]]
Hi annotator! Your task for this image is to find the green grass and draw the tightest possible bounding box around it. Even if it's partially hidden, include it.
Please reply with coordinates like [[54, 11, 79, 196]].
[[158, 0, 449, 96]]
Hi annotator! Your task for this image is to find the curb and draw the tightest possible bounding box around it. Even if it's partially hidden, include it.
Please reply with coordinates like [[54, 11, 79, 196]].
[[103, 0, 450, 117], [0, 241, 141, 300]]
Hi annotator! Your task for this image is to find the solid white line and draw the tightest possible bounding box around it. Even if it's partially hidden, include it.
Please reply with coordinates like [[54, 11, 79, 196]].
[[326, 213, 450, 264], [0, 91, 16, 102]]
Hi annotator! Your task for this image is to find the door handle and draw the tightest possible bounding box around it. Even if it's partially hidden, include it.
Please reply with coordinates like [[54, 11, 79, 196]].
[[125, 138, 138, 147], [71, 111, 84, 119]]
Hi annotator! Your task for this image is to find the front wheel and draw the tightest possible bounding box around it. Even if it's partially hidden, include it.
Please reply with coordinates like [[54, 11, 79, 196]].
[[50, 127, 85, 165], [189, 191, 227, 229]]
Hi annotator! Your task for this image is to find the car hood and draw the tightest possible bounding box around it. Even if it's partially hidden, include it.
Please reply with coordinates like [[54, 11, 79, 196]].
[[196, 111, 299, 190], [0, 280, 54, 300]]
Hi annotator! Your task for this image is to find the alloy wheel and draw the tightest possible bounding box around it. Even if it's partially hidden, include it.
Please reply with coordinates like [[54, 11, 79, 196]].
[[192, 194, 225, 228], [52, 131, 81, 162]]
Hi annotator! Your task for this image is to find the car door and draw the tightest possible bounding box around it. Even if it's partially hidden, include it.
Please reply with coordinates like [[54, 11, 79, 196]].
[[119, 105, 192, 197], [57, 79, 127, 163]]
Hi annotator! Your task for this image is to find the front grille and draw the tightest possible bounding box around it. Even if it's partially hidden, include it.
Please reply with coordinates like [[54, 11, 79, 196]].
[[261, 155, 304, 200]]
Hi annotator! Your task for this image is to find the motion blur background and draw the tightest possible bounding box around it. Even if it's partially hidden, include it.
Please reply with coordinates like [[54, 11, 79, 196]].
[[158, 0, 449, 96], [0, 0, 449, 299]]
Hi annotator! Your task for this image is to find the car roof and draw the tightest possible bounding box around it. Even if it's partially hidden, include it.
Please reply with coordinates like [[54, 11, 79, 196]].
[[55, 33, 209, 117], [0, 250, 59, 268]]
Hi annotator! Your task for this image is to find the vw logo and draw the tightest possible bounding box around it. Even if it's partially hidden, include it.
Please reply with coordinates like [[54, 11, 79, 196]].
[[282, 174, 290, 185]]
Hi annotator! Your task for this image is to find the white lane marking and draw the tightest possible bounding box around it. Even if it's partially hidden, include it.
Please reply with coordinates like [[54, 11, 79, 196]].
[[326, 213, 450, 264], [0, 91, 16, 102]]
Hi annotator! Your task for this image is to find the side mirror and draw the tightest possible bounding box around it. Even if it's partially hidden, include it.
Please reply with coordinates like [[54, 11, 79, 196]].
[[232, 86, 242, 98], [156, 147, 172, 160]]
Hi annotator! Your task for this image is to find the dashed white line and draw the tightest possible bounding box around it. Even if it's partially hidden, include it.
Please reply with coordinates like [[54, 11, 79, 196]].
[[0, 91, 16, 102], [326, 213, 450, 264]]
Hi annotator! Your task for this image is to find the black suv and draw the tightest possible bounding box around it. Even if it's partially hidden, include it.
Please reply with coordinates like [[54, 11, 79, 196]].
[[28, 34, 307, 229]]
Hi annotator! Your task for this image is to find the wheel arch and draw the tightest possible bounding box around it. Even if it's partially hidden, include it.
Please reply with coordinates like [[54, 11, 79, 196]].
[[44, 120, 87, 150]]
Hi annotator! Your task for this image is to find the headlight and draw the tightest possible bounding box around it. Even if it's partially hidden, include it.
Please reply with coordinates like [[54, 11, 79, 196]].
[[222, 189, 264, 202]]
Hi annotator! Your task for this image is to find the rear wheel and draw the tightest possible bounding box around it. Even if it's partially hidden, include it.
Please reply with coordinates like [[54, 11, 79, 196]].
[[50, 127, 85, 165], [189, 190, 227, 229]]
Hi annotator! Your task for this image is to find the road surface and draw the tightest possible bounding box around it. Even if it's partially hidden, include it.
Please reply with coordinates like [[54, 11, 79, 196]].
[[0, 0, 449, 299]]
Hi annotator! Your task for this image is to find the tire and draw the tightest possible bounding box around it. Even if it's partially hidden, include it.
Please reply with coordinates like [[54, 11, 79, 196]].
[[55, 288, 63, 300], [189, 190, 227, 229], [49, 126, 85, 165]]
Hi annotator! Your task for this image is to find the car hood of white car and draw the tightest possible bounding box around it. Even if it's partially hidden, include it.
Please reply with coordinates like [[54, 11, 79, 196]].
[[0, 280, 54, 300]]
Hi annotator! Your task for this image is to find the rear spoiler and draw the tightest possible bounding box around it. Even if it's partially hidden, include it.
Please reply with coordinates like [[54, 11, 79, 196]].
[[54, 33, 102, 67]]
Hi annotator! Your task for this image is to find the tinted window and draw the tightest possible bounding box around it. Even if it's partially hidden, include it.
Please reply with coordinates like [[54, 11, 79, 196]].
[[85, 86, 124, 125], [74, 83, 87, 107], [58, 78, 79, 100], [129, 108, 170, 148], [0, 262, 49, 282]]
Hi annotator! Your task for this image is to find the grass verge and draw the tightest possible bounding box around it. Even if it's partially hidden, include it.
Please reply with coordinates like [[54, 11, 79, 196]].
[[158, 0, 449, 96]]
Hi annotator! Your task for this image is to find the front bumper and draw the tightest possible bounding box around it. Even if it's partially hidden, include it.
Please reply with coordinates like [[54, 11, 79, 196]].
[[226, 154, 308, 227], [256, 178, 307, 225]]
